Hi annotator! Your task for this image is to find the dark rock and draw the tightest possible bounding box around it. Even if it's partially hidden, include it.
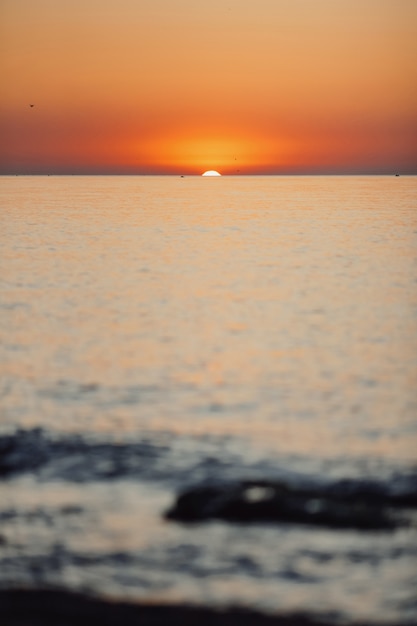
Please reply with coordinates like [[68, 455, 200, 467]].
[[0, 429, 165, 482], [322, 478, 417, 508], [165, 480, 408, 530], [0, 428, 47, 477]]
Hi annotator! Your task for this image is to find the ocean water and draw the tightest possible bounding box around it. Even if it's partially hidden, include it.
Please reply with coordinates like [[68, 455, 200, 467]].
[[0, 175, 416, 623]]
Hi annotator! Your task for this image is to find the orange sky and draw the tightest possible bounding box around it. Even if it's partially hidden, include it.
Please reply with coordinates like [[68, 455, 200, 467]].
[[1, 0, 416, 174]]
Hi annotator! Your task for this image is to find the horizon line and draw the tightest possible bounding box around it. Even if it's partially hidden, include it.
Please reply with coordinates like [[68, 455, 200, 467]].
[[1, 171, 415, 177]]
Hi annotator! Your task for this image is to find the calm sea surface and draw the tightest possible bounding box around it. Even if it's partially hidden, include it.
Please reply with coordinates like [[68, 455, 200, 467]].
[[1, 175, 416, 623]]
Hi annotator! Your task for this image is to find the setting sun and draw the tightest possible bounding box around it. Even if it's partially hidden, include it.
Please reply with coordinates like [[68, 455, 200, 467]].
[[202, 170, 221, 176]]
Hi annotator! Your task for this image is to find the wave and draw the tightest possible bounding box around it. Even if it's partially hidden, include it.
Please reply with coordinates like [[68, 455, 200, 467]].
[[1, 429, 416, 507]]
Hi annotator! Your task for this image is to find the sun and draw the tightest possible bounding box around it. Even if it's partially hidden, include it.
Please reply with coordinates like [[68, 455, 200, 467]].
[[202, 170, 221, 176]]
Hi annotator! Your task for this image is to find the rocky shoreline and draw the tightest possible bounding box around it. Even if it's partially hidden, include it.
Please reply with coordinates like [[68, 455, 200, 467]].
[[0, 589, 403, 626]]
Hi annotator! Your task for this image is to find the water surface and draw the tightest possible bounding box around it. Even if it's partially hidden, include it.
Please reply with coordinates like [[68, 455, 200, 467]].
[[1, 175, 416, 623]]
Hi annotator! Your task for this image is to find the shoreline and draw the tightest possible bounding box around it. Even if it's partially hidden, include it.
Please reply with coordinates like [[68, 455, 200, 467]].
[[0, 589, 409, 626]]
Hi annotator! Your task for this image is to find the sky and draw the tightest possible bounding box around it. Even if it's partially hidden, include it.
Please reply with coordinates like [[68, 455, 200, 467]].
[[1, 0, 417, 175]]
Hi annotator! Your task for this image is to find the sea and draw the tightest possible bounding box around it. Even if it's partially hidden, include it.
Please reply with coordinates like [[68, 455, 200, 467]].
[[0, 175, 416, 624]]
